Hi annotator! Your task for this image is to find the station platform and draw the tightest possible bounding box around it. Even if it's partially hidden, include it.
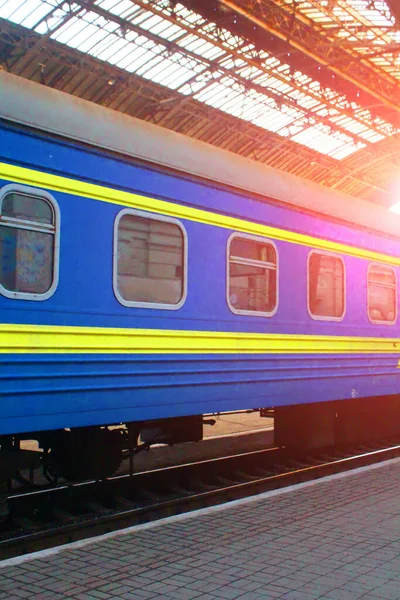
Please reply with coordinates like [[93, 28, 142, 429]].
[[1, 458, 400, 600]]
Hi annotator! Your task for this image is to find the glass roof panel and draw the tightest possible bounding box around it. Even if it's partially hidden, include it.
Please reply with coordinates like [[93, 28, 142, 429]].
[[13, 0, 49, 28], [0, 0, 30, 20], [292, 126, 365, 160], [276, 0, 400, 79]]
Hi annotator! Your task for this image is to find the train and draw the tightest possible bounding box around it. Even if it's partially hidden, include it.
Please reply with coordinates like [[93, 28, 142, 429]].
[[1, 71, 400, 484]]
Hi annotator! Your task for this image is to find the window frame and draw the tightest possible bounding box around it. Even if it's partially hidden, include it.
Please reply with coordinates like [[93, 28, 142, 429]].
[[367, 262, 397, 325], [0, 184, 60, 301], [113, 208, 188, 310], [307, 250, 346, 322], [226, 232, 279, 317]]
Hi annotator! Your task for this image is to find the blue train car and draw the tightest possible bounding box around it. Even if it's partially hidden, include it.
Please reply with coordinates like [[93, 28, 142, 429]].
[[1, 72, 400, 480]]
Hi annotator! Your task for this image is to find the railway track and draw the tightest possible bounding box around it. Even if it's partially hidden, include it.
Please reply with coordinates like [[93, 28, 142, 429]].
[[1, 438, 400, 561]]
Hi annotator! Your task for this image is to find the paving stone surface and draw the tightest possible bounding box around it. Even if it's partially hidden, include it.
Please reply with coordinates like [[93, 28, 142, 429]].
[[1, 460, 400, 599]]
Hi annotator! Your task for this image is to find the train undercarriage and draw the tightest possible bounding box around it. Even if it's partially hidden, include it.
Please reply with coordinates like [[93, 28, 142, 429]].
[[1, 395, 400, 499]]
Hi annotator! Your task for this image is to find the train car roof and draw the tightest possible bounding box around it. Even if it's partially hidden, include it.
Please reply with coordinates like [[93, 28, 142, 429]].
[[1, 71, 399, 240]]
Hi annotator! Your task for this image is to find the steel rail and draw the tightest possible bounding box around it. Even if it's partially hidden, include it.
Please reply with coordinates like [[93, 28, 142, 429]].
[[1, 440, 400, 561]]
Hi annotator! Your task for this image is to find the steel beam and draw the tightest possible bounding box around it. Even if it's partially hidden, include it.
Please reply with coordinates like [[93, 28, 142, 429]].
[[218, 0, 400, 114]]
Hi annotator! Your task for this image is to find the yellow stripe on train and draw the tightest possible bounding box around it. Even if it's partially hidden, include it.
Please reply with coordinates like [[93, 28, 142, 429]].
[[1, 161, 400, 266], [2, 323, 400, 354]]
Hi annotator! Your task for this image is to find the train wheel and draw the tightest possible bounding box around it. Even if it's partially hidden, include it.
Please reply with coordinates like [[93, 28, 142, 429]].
[[0, 482, 8, 523], [47, 427, 124, 482]]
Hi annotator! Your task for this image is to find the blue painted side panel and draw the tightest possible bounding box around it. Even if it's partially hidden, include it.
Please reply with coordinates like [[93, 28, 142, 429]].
[[0, 353, 399, 434], [0, 177, 395, 337]]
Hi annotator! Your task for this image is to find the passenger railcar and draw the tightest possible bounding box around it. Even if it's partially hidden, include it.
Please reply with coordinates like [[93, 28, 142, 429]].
[[1, 72, 400, 482]]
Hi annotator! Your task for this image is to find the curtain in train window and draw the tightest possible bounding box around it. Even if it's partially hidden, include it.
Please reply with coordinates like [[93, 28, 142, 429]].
[[116, 213, 185, 306], [308, 253, 344, 319], [0, 191, 56, 295], [368, 264, 396, 324], [228, 235, 277, 315]]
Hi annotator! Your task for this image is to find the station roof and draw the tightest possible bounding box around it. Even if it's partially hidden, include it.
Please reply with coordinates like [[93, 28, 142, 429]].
[[1, 1, 400, 208]]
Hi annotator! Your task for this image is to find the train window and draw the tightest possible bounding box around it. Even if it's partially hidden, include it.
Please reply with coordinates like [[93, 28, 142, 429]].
[[0, 185, 59, 301], [308, 252, 345, 320], [227, 233, 278, 316], [114, 209, 187, 309], [367, 264, 396, 324]]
